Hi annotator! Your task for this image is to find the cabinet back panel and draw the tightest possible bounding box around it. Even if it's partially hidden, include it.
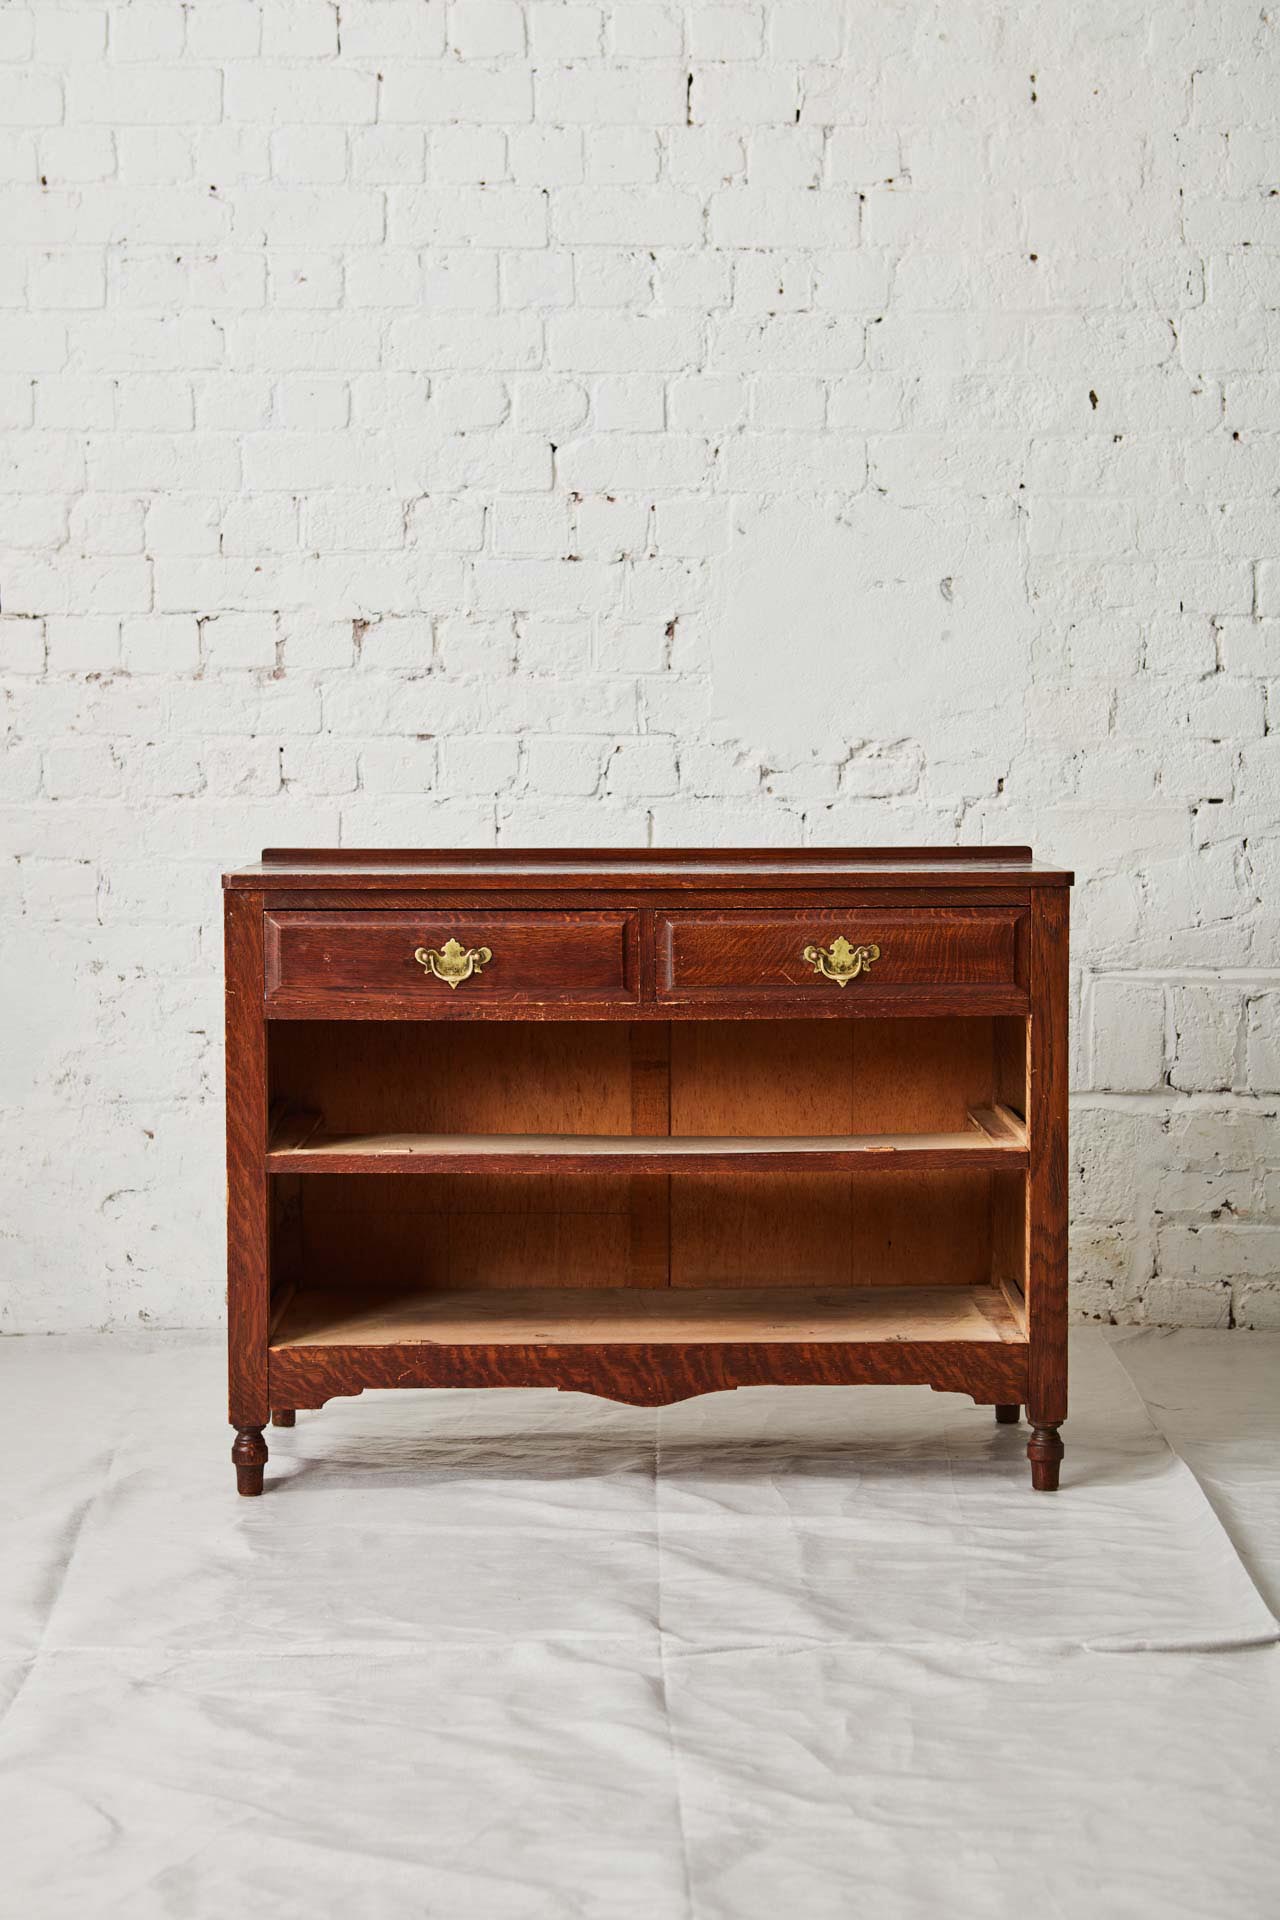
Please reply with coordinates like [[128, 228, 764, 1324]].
[[273, 1017, 1005, 1294], [298, 1181, 630, 1293], [669, 1170, 990, 1290], [271, 1021, 634, 1135], [669, 1017, 996, 1132], [272, 1016, 1000, 1135], [667, 1018, 995, 1289]]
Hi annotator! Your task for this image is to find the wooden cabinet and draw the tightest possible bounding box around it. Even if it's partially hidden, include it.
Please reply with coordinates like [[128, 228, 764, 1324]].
[[224, 847, 1072, 1496]]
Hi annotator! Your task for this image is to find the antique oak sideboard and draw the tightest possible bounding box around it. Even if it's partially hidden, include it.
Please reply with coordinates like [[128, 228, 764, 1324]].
[[223, 847, 1072, 1496]]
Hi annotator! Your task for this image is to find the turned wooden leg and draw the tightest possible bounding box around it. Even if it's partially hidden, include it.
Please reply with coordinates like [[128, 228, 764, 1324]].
[[995, 1403, 1021, 1425], [1027, 1425, 1064, 1492], [271, 1408, 296, 1428], [232, 1426, 268, 1497]]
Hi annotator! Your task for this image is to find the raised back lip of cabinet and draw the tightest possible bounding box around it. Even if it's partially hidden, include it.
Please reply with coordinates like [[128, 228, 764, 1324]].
[[223, 845, 1073, 1498], [223, 845, 1075, 891]]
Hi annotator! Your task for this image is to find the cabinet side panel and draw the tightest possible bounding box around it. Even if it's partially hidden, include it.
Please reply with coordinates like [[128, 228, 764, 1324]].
[[225, 891, 270, 1427], [993, 1017, 1028, 1117], [991, 1171, 1027, 1328], [1026, 889, 1069, 1424]]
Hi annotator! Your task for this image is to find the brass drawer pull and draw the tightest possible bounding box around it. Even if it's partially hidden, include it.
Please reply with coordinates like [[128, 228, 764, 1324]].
[[802, 936, 880, 986], [414, 938, 493, 989]]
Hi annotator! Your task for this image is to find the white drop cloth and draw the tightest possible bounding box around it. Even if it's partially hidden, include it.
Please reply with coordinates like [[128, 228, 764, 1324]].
[[1, 1327, 1277, 1918]]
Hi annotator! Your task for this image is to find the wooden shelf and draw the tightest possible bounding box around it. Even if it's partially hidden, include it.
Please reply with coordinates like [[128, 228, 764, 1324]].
[[265, 1103, 1028, 1175], [271, 1283, 1025, 1351]]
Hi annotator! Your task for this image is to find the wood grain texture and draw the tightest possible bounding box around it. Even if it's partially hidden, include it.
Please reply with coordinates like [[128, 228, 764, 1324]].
[[970, 1104, 1024, 1144], [657, 907, 1027, 1003], [264, 983, 1033, 1022], [298, 1180, 631, 1295], [1026, 887, 1069, 1434], [668, 1018, 1001, 1290], [1028, 1424, 1064, 1492], [226, 846, 1074, 893], [993, 1015, 1028, 1116], [274, 1021, 635, 1295], [257, 847, 1041, 866], [270, 1018, 636, 1134], [262, 1115, 1029, 1175], [271, 1282, 1024, 1347], [232, 1425, 267, 1496], [267, 1019, 1022, 1295], [261, 887, 1036, 917], [991, 1171, 1028, 1329], [628, 1021, 670, 1286], [268, 1340, 1030, 1410], [224, 845, 1071, 1487], [225, 891, 270, 1431], [264, 908, 639, 1012]]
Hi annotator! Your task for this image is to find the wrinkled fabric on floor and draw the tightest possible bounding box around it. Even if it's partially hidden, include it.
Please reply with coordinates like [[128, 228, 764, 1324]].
[[1, 1326, 1277, 1919]]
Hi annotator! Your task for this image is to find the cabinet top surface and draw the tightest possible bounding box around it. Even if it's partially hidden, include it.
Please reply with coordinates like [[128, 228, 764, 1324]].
[[224, 846, 1073, 891]]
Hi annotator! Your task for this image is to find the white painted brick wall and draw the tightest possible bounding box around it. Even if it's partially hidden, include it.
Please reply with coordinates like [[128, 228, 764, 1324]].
[[2, 0, 1278, 1332]]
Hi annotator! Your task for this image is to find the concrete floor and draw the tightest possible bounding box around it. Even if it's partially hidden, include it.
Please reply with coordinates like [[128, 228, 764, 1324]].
[[0, 1324, 1277, 1920]]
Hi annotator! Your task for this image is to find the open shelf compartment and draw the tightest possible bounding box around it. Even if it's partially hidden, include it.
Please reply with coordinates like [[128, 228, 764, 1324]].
[[266, 1015, 1031, 1361]]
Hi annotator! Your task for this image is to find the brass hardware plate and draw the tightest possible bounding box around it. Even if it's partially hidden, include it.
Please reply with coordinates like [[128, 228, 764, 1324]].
[[414, 938, 493, 989], [802, 935, 881, 986]]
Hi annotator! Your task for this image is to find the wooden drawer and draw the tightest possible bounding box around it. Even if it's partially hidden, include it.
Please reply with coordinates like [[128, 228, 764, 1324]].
[[264, 910, 639, 1013], [655, 908, 1028, 1010]]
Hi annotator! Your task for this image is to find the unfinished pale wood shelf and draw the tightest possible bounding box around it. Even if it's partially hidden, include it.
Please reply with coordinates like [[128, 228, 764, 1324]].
[[271, 1283, 1026, 1351], [265, 1103, 1028, 1175]]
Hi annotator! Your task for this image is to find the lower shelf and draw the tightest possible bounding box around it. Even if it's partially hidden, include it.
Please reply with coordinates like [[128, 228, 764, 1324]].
[[264, 1104, 1029, 1174], [271, 1283, 1023, 1351], [266, 1283, 1030, 1409]]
